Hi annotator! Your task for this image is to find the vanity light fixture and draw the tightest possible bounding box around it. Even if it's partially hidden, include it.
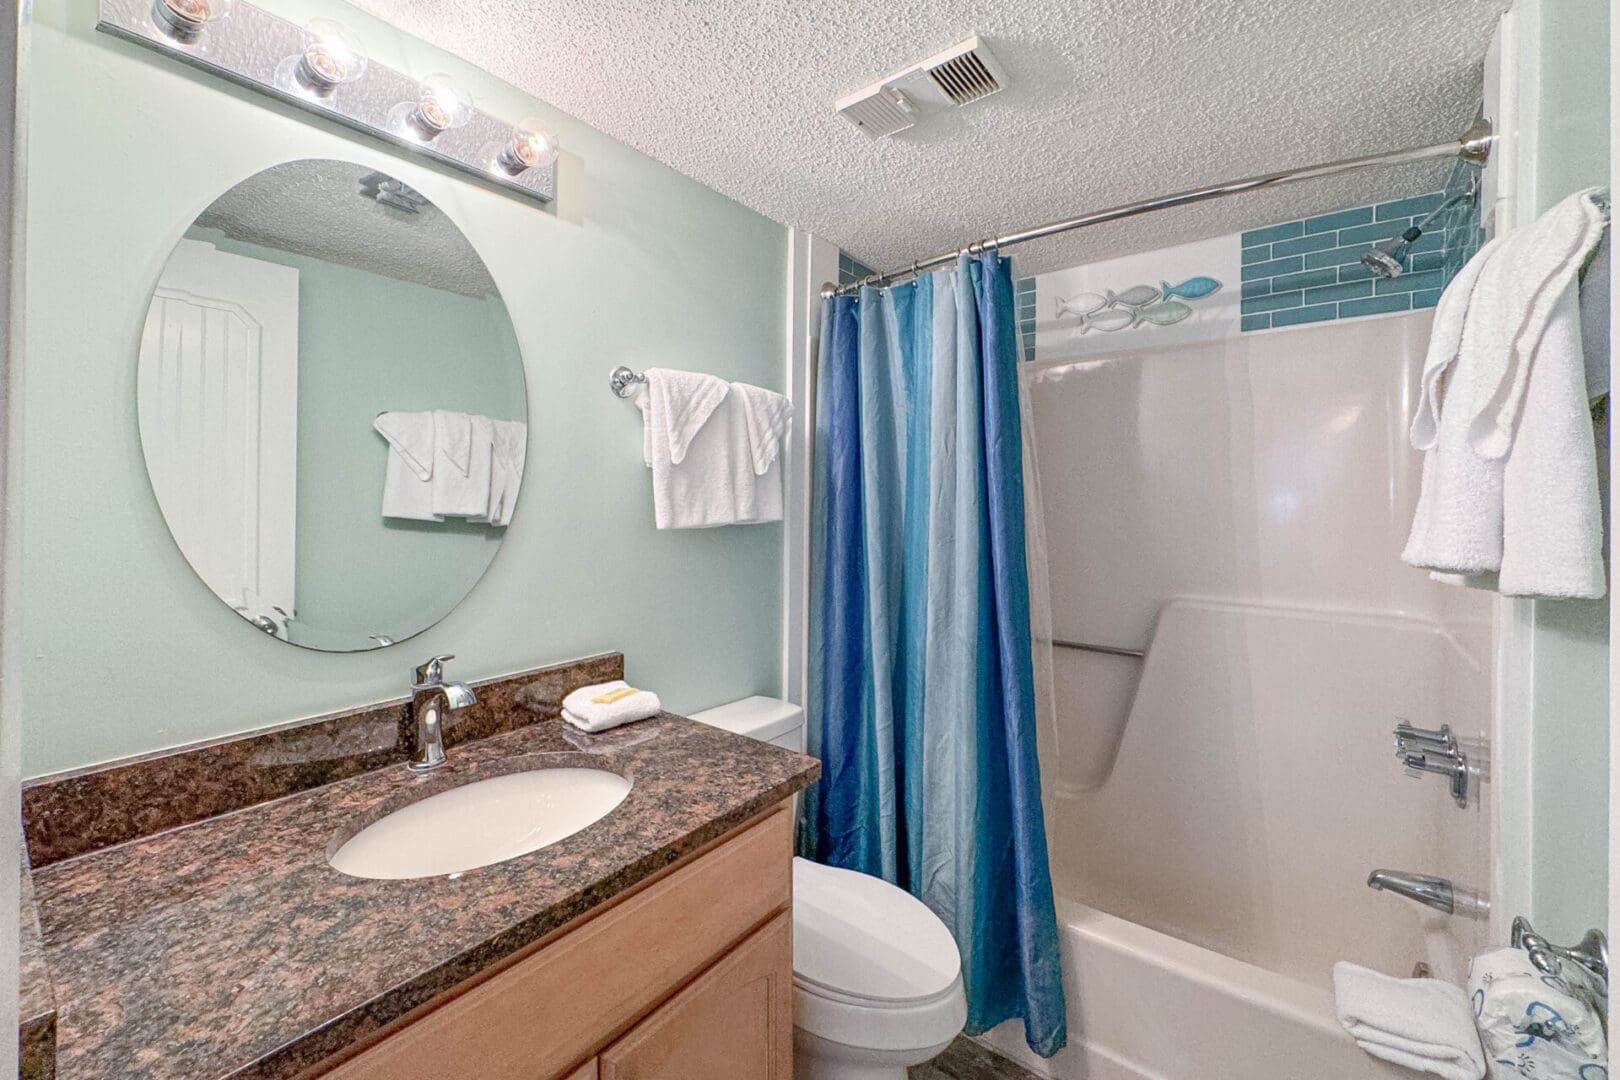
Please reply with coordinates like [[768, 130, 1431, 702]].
[[400, 73, 473, 142], [275, 17, 367, 100], [148, 0, 232, 44], [495, 118, 559, 176]]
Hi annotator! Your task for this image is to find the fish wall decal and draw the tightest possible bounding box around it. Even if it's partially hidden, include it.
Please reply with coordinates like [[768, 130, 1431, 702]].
[[1056, 292, 1108, 318], [1135, 300, 1193, 326], [1109, 284, 1162, 308], [1076, 308, 1136, 334], [1160, 276, 1222, 300]]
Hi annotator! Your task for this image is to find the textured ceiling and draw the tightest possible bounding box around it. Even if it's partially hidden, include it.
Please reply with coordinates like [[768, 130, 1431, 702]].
[[195, 159, 499, 297], [347, 0, 1510, 277]]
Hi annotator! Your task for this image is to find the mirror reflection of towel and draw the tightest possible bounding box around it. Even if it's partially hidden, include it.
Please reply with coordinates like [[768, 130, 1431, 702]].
[[374, 410, 440, 521], [431, 410, 492, 518]]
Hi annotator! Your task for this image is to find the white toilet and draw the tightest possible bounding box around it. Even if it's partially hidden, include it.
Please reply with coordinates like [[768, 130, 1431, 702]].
[[689, 697, 968, 1080]]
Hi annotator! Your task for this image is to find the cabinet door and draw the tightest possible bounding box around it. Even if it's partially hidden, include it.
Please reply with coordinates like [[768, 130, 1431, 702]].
[[599, 913, 792, 1080]]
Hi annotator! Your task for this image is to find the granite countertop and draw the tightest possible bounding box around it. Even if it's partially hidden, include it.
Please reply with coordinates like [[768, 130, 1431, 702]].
[[19, 860, 57, 1080], [30, 713, 819, 1080]]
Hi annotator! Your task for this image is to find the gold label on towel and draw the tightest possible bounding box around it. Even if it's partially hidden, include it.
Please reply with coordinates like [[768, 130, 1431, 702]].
[[592, 686, 639, 705]]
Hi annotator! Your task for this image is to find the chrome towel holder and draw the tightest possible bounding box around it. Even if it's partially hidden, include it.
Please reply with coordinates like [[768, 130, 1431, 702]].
[[609, 366, 646, 398]]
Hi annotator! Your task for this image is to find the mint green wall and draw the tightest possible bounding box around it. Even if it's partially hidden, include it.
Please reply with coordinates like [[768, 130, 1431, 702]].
[[1527, 0, 1610, 942], [22, 0, 787, 774], [188, 226, 525, 652]]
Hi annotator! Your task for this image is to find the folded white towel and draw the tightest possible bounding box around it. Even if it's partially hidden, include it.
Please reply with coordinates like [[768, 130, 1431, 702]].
[[1333, 962, 1486, 1080], [431, 410, 493, 518], [374, 410, 441, 521], [1464, 189, 1608, 460], [729, 381, 794, 476], [641, 368, 731, 467], [482, 418, 527, 527], [561, 680, 662, 733], [1411, 235, 1506, 451]]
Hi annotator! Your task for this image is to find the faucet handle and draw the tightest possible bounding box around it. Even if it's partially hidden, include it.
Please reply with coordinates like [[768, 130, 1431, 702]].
[[415, 654, 456, 684]]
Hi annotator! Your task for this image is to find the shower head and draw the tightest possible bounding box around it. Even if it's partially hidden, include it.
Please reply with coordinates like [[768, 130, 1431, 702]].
[[1360, 230, 1420, 279], [1359, 174, 1481, 280]]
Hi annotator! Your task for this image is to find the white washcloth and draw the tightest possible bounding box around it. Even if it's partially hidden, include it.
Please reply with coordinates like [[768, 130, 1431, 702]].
[[729, 381, 794, 476], [1464, 189, 1608, 460], [561, 680, 662, 733], [431, 410, 493, 518], [640, 368, 731, 468], [374, 410, 440, 521], [483, 418, 527, 527], [1468, 947, 1607, 1079], [1333, 962, 1486, 1080]]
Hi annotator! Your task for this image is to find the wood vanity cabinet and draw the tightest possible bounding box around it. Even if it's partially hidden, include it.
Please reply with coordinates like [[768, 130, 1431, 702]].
[[316, 805, 794, 1080]]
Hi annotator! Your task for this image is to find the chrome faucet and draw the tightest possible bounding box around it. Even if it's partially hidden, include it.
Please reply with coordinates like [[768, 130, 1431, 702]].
[[1367, 869, 1456, 914], [407, 654, 476, 772]]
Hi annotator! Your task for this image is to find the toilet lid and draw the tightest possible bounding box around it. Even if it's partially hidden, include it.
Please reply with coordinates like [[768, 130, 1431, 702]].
[[791, 857, 961, 1003]]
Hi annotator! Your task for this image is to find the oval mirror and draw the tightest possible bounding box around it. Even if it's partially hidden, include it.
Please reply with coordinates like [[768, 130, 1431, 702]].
[[136, 159, 527, 652]]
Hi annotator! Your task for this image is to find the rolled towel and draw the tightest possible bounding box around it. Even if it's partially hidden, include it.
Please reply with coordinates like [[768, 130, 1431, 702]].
[[1468, 946, 1607, 1079], [1333, 961, 1486, 1080], [561, 680, 662, 733]]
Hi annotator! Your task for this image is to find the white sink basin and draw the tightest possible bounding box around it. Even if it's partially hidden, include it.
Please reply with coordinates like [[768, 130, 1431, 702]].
[[329, 768, 632, 880]]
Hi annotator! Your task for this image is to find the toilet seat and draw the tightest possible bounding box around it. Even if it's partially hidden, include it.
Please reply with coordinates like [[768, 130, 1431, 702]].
[[791, 858, 968, 1052]]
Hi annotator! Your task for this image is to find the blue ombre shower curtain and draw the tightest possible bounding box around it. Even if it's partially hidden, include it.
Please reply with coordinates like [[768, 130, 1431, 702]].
[[804, 252, 1067, 1057]]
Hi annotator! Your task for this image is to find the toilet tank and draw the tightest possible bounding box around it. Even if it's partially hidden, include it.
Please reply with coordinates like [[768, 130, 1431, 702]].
[[688, 696, 805, 754]]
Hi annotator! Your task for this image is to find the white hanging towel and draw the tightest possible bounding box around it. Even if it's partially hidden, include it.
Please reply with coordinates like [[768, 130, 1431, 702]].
[[1333, 962, 1486, 1080], [728, 381, 793, 524], [1402, 188, 1609, 598], [637, 368, 732, 528], [483, 418, 527, 527], [374, 410, 440, 521], [431, 410, 493, 519]]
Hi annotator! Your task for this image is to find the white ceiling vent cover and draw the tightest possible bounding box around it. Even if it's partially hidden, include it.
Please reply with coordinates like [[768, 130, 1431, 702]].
[[837, 35, 1008, 138]]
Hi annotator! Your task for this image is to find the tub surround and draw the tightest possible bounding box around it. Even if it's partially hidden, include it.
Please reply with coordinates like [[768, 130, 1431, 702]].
[[21, 656, 819, 1080]]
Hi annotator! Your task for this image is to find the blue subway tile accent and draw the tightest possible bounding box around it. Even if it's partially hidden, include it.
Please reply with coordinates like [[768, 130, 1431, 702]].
[[1242, 221, 1304, 247], [1242, 245, 1272, 265], [1339, 294, 1412, 318], [1338, 261, 1380, 281], [1339, 220, 1410, 246], [1271, 231, 1340, 258], [1303, 281, 1373, 305], [1409, 231, 1446, 253], [1411, 289, 1442, 309], [1242, 291, 1303, 314], [1375, 269, 1444, 295], [1411, 251, 1445, 272], [1241, 314, 1271, 331], [1240, 256, 1303, 281], [1376, 193, 1445, 221], [1271, 303, 1340, 327], [1303, 206, 1373, 234], [1241, 279, 1271, 299], [1270, 268, 1339, 292], [1304, 246, 1376, 269]]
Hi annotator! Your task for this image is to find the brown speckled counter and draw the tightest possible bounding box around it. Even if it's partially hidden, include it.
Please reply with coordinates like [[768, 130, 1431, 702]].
[[26, 658, 819, 1080], [20, 860, 57, 1080]]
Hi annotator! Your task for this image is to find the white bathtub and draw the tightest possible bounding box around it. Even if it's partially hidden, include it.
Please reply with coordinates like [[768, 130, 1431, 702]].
[[980, 898, 1414, 1080]]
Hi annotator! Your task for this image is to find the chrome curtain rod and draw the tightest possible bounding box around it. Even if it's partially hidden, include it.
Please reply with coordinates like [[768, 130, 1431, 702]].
[[822, 118, 1494, 298]]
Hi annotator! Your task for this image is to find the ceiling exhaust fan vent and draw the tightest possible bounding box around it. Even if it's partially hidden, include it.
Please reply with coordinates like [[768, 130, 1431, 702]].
[[836, 35, 1008, 139], [927, 48, 1001, 105]]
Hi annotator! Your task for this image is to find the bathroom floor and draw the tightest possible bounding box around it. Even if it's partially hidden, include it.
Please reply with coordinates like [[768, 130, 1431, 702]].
[[911, 1038, 1045, 1080]]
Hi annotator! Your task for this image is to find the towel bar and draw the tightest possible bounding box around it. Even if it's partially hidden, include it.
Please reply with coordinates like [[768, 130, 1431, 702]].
[[610, 366, 647, 398]]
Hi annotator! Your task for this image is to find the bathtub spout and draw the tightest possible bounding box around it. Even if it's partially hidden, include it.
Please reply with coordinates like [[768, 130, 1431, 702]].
[[1367, 869, 1455, 914]]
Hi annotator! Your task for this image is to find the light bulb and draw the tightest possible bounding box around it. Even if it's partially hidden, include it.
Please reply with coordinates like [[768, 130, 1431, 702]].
[[496, 118, 558, 175], [292, 18, 367, 95], [404, 74, 473, 142], [150, 0, 232, 43]]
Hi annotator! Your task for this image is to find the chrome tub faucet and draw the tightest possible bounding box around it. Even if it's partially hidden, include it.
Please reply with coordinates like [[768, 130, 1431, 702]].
[[407, 654, 476, 772]]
